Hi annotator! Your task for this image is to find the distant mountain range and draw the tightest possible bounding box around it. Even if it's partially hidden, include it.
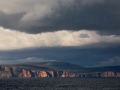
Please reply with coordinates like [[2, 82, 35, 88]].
[[0, 61, 120, 78]]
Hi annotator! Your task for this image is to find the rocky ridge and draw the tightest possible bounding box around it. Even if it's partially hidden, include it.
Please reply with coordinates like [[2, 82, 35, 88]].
[[0, 66, 120, 78]]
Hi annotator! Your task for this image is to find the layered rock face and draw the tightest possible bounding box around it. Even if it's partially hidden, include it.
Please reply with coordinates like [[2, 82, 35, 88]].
[[0, 66, 120, 78]]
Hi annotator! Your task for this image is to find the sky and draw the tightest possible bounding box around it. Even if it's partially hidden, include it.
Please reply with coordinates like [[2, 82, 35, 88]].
[[0, 0, 120, 67]]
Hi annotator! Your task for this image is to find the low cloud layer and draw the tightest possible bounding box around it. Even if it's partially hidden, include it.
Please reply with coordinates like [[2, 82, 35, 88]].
[[0, 57, 55, 64], [98, 56, 120, 67], [0, 27, 120, 50], [0, 47, 120, 66], [0, 0, 120, 35]]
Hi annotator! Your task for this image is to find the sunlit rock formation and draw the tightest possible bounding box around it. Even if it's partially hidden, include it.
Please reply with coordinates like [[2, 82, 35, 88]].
[[0, 66, 120, 78]]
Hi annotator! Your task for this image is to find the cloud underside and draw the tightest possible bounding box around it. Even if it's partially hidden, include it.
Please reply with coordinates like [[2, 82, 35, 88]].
[[0, 27, 120, 50], [0, 47, 120, 66], [0, 0, 120, 35], [0, 57, 55, 64], [99, 56, 120, 67]]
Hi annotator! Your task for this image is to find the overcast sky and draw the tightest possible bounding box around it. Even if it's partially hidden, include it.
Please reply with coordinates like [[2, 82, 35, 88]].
[[0, 0, 120, 66]]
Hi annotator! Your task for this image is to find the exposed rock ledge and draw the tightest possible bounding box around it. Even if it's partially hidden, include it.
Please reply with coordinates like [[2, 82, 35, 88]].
[[0, 66, 120, 78]]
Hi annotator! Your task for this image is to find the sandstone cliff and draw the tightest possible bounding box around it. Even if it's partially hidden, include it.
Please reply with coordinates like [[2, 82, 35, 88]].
[[0, 66, 120, 78]]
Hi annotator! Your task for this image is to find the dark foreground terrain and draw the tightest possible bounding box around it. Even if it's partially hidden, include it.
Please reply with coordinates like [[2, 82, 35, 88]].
[[0, 78, 120, 90]]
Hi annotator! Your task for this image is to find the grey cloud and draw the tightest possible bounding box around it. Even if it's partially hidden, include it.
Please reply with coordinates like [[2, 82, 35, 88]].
[[98, 56, 120, 67], [0, 11, 24, 30], [82, 42, 120, 49], [0, 46, 120, 66], [0, 57, 55, 64], [0, 0, 120, 35], [79, 33, 90, 38]]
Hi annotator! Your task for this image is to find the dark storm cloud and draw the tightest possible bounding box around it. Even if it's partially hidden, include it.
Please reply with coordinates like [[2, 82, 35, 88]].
[[0, 11, 24, 30], [0, 46, 120, 66], [0, 0, 120, 35]]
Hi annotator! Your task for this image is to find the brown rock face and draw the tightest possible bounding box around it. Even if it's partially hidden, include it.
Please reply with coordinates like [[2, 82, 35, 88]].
[[22, 69, 28, 77], [4, 67, 10, 72], [0, 67, 12, 77], [100, 71, 120, 77], [61, 71, 76, 77], [22, 69, 34, 77], [116, 73, 120, 77], [0, 66, 120, 78], [61, 71, 69, 77], [38, 71, 48, 77]]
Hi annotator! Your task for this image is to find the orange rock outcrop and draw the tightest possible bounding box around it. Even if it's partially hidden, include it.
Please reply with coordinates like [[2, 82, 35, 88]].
[[0, 66, 120, 78]]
